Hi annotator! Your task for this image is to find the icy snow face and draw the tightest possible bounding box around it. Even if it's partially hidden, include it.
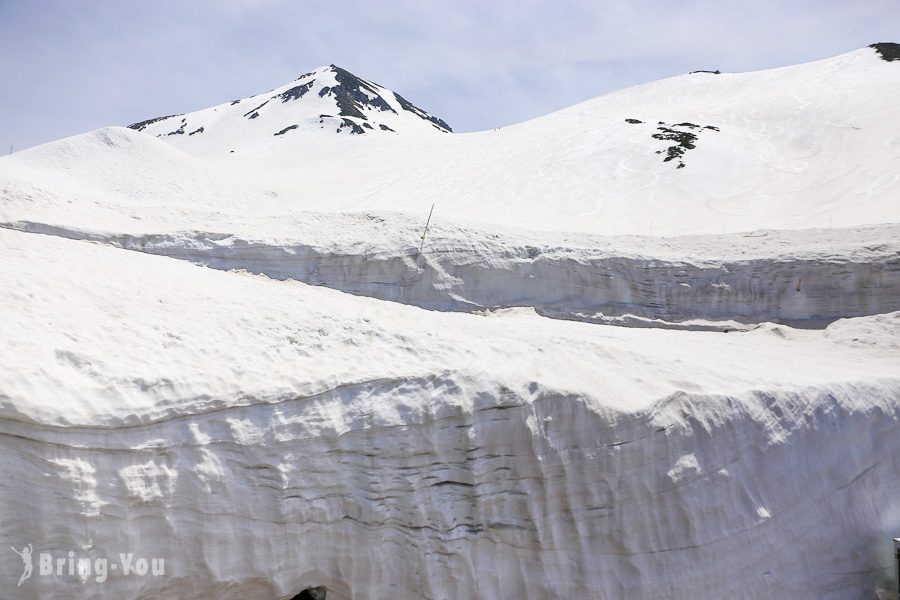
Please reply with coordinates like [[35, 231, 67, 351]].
[[126, 65, 450, 151], [4, 216, 899, 328], [1, 229, 899, 599]]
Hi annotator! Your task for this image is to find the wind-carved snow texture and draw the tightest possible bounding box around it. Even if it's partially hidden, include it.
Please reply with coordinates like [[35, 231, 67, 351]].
[[1, 229, 899, 599]]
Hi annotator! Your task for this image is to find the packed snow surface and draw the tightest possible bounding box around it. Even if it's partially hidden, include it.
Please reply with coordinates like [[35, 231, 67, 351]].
[[0, 44, 899, 599]]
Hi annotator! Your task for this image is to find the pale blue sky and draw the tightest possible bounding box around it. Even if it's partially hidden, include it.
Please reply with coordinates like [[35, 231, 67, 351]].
[[2, 0, 899, 149]]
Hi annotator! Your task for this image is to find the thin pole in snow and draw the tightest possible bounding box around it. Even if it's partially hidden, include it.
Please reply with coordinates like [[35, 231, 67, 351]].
[[894, 538, 900, 598], [419, 203, 434, 254], [7, 145, 11, 155]]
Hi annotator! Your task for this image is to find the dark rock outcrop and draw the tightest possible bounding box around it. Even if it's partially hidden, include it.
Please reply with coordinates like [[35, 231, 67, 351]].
[[871, 42, 900, 62]]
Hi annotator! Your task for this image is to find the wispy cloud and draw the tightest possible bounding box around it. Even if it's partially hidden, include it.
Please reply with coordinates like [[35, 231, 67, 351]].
[[1, 0, 898, 149]]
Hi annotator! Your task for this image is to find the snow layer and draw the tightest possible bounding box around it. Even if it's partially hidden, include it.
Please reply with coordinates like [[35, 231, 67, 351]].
[[1, 228, 899, 599], [4, 217, 899, 327]]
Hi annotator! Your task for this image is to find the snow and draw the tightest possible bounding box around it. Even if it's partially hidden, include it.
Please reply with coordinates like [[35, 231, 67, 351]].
[[0, 45, 899, 599], [2, 125, 898, 326], [3, 227, 896, 425], [1, 226, 899, 598], [144, 46, 900, 237]]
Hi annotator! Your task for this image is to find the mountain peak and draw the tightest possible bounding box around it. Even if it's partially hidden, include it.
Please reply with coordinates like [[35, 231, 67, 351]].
[[127, 65, 451, 151]]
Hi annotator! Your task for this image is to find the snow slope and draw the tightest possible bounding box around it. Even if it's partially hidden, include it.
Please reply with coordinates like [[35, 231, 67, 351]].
[[1, 228, 899, 599], [1, 44, 900, 600], [134, 45, 900, 237], [2, 123, 898, 326]]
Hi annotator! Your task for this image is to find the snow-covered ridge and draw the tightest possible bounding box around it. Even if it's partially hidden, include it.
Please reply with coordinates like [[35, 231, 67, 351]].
[[126, 65, 451, 151]]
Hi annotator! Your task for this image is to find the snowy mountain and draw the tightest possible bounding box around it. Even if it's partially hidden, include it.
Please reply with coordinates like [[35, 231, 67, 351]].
[[127, 65, 451, 152], [117, 45, 900, 237], [1, 45, 899, 600]]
